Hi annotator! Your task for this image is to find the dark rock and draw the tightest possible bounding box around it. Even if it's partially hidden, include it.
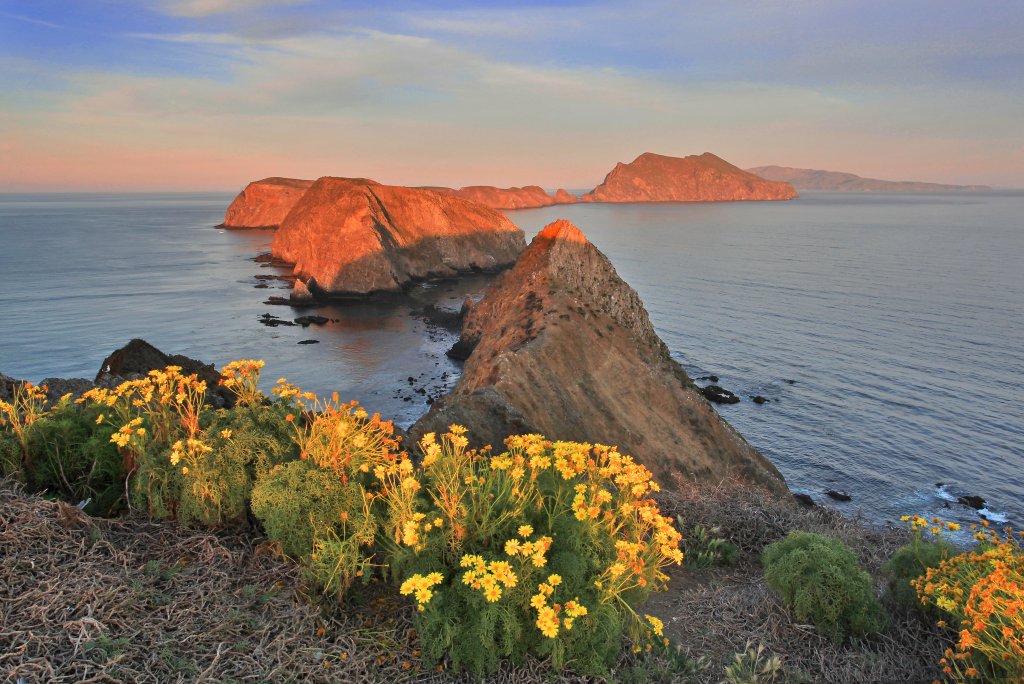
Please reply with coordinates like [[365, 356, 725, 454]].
[[751, 395, 770, 404], [412, 304, 463, 331], [784, 379, 797, 385], [294, 315, 330, 327], [258, 313, 296, 327], [0, 372, 23, 401], [957, 494, 986, 510], [793, 493, 816, 507], [701, 385, 740, 404], [460, 297, 475, 318], [263, 296, 290, 306], [446, 334, 480, 361], [825, 489, 852, 502], [252, 252, 292, 267], [39, 377, 96, 403], [95, 338, 232, 408], [297, 339, 320, 345], [697, 375, 719, 383]]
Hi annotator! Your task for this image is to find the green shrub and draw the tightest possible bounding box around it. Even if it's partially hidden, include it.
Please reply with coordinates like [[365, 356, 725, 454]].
[[384, 430, 683, 677], [682, 520, 738, 569], [0, 430, 21, 479], [173, 405, 298, 527], [250, 459, 371, 559], [762, 531, 885, 643], [22, 402, 126, 516], [883, 538, 955, 613]]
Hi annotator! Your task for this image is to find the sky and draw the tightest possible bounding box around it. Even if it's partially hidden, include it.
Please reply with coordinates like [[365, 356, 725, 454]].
[[1, 0, 1022, 191]]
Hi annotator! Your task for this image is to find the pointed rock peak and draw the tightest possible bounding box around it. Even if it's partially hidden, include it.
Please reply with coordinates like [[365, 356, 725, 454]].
[[534, 219, 589, 245]]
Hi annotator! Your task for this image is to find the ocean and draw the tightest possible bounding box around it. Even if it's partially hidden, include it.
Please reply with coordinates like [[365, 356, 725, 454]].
[[1, 191, 1021, 530]]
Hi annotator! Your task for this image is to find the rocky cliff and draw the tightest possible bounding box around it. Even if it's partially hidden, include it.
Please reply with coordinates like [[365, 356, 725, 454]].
[[411, 219, 787, 493], [423, 185, 577, 209], [582, 152, 797, 203], [271, 177, 526, 297], [746, 165, 992, 193], [222, 177, 314, 228]]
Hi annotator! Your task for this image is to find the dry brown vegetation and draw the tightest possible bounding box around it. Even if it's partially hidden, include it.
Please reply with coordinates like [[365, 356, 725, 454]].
[[2, 476, 952, 683], [649, 477, 950, 683]]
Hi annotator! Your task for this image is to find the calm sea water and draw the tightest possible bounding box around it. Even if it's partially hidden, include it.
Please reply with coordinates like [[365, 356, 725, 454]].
[[1, 191, 1021, 529]]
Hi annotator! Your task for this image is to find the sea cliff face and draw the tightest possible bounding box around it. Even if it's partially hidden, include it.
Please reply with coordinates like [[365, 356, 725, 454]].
[[270, 177, 526, 296], [423, 185, 577, 209], [583, 152, 798, 203], [745, 165, 992, 192], [411, 219, 788, 493], [222, 177, 314, 228]]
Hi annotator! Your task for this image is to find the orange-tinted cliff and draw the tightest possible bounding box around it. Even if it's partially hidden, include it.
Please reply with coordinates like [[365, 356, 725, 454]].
[[222, 177, 314, 228], [410, 219, 787, 492], [423, 185, 577, 209], [582, 152, 797, 203], [271, 177, 526, 296]]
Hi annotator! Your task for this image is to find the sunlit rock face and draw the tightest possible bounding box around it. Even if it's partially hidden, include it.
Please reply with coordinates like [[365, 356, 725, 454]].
[[271, 177, 526, 296], [582, 152, 798, 203], [222, 177, 314, 228], [411, 219, 788, 493], [422, 185, 577, 210]]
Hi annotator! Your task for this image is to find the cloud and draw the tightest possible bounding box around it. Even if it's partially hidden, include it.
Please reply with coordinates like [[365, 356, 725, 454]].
[[0, 11, 64, 29], [155, 0, 310, 18]]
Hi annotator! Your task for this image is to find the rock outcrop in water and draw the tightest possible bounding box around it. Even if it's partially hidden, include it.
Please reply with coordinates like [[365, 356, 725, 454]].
[[582, 152, 797, 203], [745, 165, 992, 193], [410, 219, 788, 492], [97, 338, 234, 407], [271, 177, 526, 297], [424, 185, 577, 209], [222, 177, 314, 229]]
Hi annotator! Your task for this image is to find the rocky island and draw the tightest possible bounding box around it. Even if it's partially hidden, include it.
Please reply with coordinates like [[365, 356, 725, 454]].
[[411, 219, 788, 492], [270, 177, 526, 297], [582, 152, 798, 203], [745, 165, 992, 192], [221, 177, 314, 228], [423, 184, 577, 209]]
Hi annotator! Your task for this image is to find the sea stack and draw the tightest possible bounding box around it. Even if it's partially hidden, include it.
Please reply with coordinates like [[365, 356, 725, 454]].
[[222, 177, 314, 228], [411, 219, 788, 493], [270, 177, 526, 297], [582, 152, 797, 203]]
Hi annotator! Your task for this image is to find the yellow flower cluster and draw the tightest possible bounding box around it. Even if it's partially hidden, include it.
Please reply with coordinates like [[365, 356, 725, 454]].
[[504, 529, 553, 568], [901, 515, 961, 536], [461, 555, 518, 602], [111, 417, 146, 448], [0, 381, 50, 453], [911, 518, 1023, 681], [530, 574, 588, 638], [400, 572, 444, 611], [219, 359, 265, 406]]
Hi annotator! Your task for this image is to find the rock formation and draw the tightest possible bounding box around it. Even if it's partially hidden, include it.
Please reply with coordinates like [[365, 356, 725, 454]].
[[96, 339, 233, 407], [455, 185, 576, 209], [746, 165, 992, 193], [411, 219, 787, 493], [582, 152, 797, 203], [222, 177, 314, 229], [271, 177, 526, 297], [423, 185, 577, 209]]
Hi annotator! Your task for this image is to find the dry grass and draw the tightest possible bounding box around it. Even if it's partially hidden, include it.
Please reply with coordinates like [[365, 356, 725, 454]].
[[1, 476, 953, 683], [643, 477, 950, 683]]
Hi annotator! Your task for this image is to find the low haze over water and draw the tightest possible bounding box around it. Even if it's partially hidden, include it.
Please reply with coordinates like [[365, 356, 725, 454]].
[[1, 192, 1021, 529]]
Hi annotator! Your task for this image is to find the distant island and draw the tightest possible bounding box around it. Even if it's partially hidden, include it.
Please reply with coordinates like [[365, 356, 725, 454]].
[[584, 152, 798, 203], [747, 165, 991, 193]]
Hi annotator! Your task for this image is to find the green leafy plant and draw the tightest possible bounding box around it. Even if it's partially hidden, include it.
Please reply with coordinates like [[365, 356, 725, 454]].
[[722, 641, 785, 684], [884, 520, 956, 614], [762, 531, 886, 643], [682, 519, 738, 569]]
